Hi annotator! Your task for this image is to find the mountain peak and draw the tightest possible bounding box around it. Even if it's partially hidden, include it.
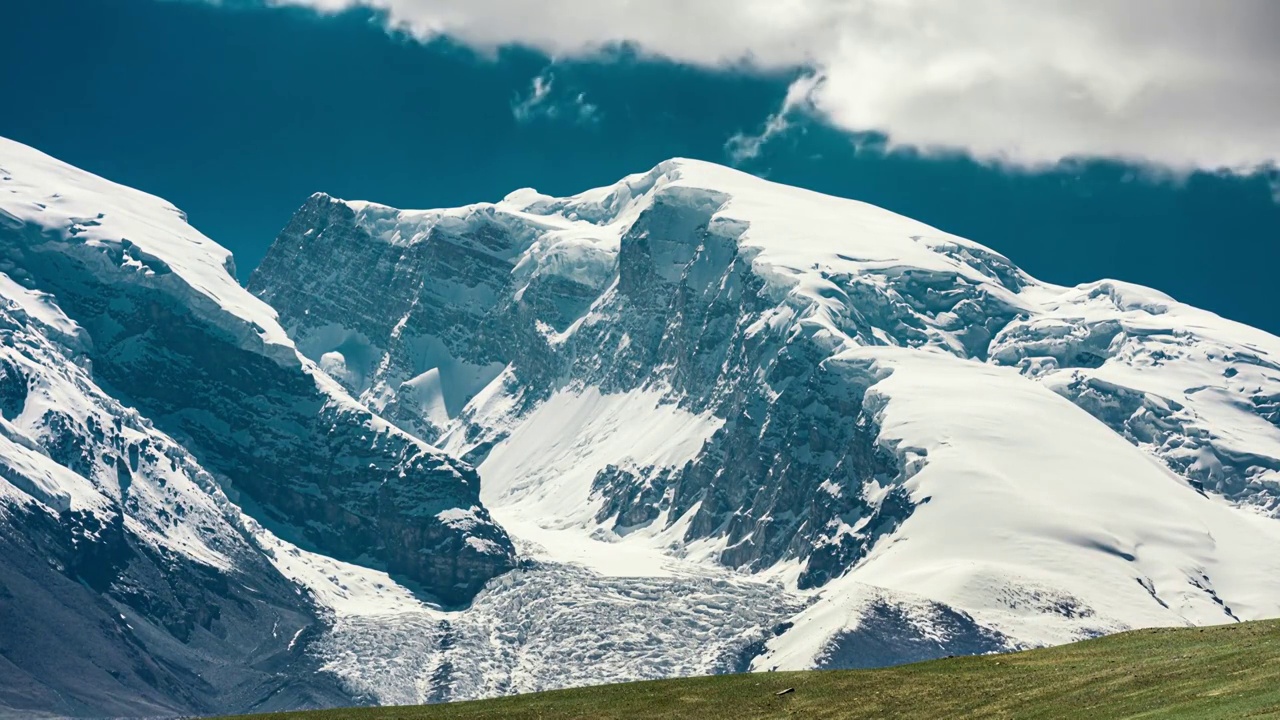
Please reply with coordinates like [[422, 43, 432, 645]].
[[250, 153, 1280, 700]]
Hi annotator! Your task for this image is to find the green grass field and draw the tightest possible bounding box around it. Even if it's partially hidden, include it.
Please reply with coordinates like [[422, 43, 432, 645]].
[[228, 619, 1280, 719]]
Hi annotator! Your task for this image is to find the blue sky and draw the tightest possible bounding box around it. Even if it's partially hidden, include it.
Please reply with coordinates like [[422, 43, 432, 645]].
[[3, 0, 1277, 333]]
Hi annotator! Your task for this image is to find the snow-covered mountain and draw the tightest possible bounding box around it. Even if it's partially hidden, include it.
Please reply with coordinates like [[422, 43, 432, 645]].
[[0, 137, 514, 718], [2, 133, 1280, 717], [251, 158, 1280, 694]]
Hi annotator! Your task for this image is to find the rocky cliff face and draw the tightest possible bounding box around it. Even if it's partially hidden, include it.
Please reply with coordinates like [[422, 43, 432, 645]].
[[0, 138, 515, 606], [251, 172, 934, 590], [0, 248, 347, 717], [256, 159, 1280, 596], [0, 136, 517, 717], [255, 164, 1280, 561]]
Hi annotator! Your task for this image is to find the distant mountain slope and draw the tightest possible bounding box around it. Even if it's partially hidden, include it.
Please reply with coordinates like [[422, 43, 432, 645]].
[[251, 158, 1280, 700], [0, 136, 515, 717]]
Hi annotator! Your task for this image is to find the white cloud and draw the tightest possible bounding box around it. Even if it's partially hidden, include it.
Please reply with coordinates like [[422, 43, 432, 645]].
[[511, 71, 599, 124], [725, 74, 821, 163], [264, 0, 1280, 170], [511, 72, 555, 122]]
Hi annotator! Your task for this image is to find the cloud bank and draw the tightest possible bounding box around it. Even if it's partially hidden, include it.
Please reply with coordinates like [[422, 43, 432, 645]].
[[266, 0, 1280, 170]]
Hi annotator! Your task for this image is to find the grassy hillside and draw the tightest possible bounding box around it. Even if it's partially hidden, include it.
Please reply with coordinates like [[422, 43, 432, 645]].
[[229, 619, 1280, 719]]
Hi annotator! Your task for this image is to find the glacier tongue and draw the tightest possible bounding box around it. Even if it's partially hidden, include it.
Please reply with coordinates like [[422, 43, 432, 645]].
[[251, 155, 1280, 700], [316, 560, 803, 704]]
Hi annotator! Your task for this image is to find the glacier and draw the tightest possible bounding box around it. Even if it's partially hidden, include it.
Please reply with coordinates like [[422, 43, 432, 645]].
[[1, 134, 1280, 717]]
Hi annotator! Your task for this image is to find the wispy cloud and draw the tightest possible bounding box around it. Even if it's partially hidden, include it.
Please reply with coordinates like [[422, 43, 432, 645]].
[[258, 0, 1280, 171], [511, 70, 599, 125], [725, 74, 821, 164]]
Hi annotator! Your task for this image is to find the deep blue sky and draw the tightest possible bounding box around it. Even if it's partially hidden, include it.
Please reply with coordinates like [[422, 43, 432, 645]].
[[3, 0, 1277, 333]]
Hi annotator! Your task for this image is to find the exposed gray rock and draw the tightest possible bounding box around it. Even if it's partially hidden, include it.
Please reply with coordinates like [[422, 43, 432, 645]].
[[814, 599, 1012, 670], [2, 209, 514, 606]]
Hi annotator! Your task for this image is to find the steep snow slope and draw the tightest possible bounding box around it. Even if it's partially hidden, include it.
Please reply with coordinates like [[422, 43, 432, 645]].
[[991, 281, 1280, 511], [0, 136, 517, 717], [759, 346, 1280, 670], [252, 157, 1280, 698]]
